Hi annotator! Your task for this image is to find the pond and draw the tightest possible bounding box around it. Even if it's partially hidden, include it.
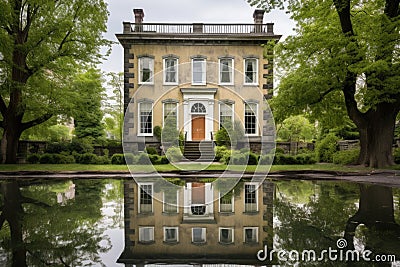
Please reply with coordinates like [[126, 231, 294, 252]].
[[0, 177, 399, 266]]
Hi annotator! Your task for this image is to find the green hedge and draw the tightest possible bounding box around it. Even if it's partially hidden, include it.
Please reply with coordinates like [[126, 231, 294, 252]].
[[333, 149, 359, 165]]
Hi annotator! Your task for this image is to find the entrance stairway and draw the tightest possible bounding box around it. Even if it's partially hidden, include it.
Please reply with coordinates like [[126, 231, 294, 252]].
[[183, 141, 215, 162]]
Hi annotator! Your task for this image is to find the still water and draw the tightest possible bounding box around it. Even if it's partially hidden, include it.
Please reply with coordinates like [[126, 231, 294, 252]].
[[0, 177, 399, 266]]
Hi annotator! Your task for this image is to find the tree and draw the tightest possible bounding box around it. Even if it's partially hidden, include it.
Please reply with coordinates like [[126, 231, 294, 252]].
[[0, 0, 110, 163], [277, 115, 315, 142], [104, 72, 123, 141], [252, 0, 400, 167], [73, 68, 106, 140]]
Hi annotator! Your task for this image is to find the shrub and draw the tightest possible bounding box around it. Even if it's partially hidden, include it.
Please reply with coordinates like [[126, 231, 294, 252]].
[[166, 146, 183, 162], [124, 153, 135, 164], [145, 146, 158, 155], [220, 149, 232, 164], [45, 142, 69, 154], [137, 153, 151, 165], [333, 149, 360, 165], [39, 153, 54, 164], [231, 152, 247, 165], [69, 137, 94, 154], [154, 126, 162, 141], [215, 126, 231, 147], [259, 155, 273, 165], [148, 154, 160, 164], [27, 154, 40, 164], [275, 147, 285, 154], [215, 146, 229, 161], [159, 155, 169, 164], [111, 154, 125, 165], [39, 153, 75, 164], [394, 148, 400, 164], [247, 152, 258, 165], [78, 153, 98, 164], [315, 134, 339, 163]]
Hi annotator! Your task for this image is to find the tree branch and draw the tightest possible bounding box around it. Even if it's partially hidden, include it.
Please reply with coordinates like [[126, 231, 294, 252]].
[[0, 95, 8, 116], [310, 87, 337, 105], [21, 113, 53, 131]]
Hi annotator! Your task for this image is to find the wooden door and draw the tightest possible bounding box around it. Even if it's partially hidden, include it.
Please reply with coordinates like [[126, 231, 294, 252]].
[[192, 116, 205, 141]]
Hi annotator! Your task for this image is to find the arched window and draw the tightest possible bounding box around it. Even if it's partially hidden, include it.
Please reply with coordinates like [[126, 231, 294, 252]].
[[191, 103, 206, 113]]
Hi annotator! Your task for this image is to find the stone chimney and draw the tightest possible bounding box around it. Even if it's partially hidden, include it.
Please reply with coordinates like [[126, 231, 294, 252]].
[[266, 23, 274, 34], [134, 9, 144, 31], [253, 9, 264, 33]]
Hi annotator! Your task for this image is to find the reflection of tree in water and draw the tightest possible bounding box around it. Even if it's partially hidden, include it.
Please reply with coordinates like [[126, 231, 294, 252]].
[[275, 181, 359, 266], [0, 179, 112, 266]]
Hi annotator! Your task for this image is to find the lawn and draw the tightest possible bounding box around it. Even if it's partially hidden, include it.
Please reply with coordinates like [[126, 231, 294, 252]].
[[0, 163, 374, 173]]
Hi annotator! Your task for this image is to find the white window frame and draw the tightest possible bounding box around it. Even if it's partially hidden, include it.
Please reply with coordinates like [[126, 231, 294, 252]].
[[244, 102, 258, 136], [163, 226, 179, 243], [219, 102, 234, 129], [163, 190, 179, 213], [192, 227, 206, 244], [219, 227, 234, 244], [138, 183, 153, 213], [138, 102, 153, 136], [192, 58, 206, 85], [163, 57, 179, 85], [244, 182, 258, 212], [243, 58, 258, 85], [219, 191, 234, 213], [138, 57, 154, 84], [162, 102, 178, 129], [139, 226, 154, 243], [243, 227, 258, 243], [219, 58, 234, 85]]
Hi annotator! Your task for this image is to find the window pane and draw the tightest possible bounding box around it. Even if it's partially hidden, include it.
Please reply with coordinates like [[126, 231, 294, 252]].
[[140, 57, 154, 83], [245, 184, 257, 212], [163, 103, 177, 127], [245, 103, 256, 135], [245, 59, 257, 84], [164, 190, 178, 213], [220, 103, 232, 129], [193, 59, 205, 84], [165, 58, 177, 83], [193, 228, 205, 243], [140, 184, 152, 213], [140, 103, 153, 134], [220, 228, 233, 243], [165, 228, 177, 242], [220, 59, 232, 83]]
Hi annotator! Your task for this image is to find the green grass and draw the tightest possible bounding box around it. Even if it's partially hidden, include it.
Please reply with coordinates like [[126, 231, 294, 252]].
[[0, 163, 374, 173]]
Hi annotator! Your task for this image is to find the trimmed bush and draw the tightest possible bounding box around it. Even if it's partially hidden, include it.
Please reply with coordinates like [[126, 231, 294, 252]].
[[220, 149, 232, 164], [39, 153, 54, 164], [166, 146, 183, 162], [39, 153, 75, 164], [145, 146, 158, 155], [69, 137, 94, 154], [273, 152, 316, 165], [137, 153, 151, 165], [45, 142, 69, 154], [159, 155, 169, 164], [231, 152, 247, 165], [259, 155, 273, 165], [248, 152, 258, 165], [316, 134, 339, 163], [215, 126, 231, 147], [27, 154, 40, 164], [111, 154, 124, 164], [154, 126, 162, 141], [125, 153, 135, 164], [148, 154, 160, 164], [215, 146, 229, 161], [333, 149, 359, 165], [78, 153, 98, 164], [275, 147, 285, 154]]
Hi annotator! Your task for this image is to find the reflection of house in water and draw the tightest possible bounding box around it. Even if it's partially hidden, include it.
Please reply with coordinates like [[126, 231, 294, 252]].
[[118, 179, 274, 266], [56, 183, 75, 206]]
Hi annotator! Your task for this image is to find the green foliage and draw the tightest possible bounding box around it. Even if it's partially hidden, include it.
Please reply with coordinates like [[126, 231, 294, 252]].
[[215, 126, 230, 147], [166, 146, 183, 163], [39, 153, 75, 164], [137, 153, 151, 165], [273, 153, 316, 165], [104, 72, 124, 141], [161, 117, 179, 144], [215, 146, 229, 161], [333, 149, 360, 165], [145, 146, 158, 155], [275, 147, 285, 154], [277, 115, 315, 142], [316, 134, 339, 163], [73, 69, 106, 140], [45, 142, 70, 154], [69, 138, 95, 154], [111, 154, 125, 165], [154, 126, 162, 142], [27, 154, 40, 164], [394, 148, 400, 164], [215, 120, 245, 147]]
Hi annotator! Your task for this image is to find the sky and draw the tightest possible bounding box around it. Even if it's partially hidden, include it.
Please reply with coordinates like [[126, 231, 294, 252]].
[[100, 0, 295, 74]]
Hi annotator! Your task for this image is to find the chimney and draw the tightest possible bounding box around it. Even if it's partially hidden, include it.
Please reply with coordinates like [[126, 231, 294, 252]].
[[134, 9, 144, 31], [266, 23, 274, 34], [253, 9, 264, 33]]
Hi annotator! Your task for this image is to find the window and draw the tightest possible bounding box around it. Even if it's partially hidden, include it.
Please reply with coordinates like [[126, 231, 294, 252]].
[[244, 58, 258, 84], [192, 228, 206, 243], [243, 227, 258, 243], [163, 102, 178, 128], [139, 227, 154, 243], [139, 102, 153, 136], [219, 58, 233, 84], [219, 192, 234, 212], [219, 102, 233, 129], [164, 227, 179, 243], [244, 183, 258, 212], [139, 183, 153, 213], [164, 58, 178, 84], [192, 58, 206, 85], [191, 103, 206, 113], [139, 57, 154, 84], [219, 228, 234, 244], [244, 103, 257, 135], [163, 190, 178, 213]]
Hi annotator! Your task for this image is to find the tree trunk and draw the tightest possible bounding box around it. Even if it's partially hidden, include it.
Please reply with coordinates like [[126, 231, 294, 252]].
[[357, 104, 397, 168], [1, 116, 23, 164], [0, 181, 27, 267]]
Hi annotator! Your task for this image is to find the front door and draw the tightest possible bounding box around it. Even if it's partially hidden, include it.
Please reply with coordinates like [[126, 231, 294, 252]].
[[192, 116, 205, 141]]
